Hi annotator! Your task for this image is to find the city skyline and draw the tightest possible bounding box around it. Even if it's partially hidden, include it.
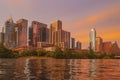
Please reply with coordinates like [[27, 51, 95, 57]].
[[0, 0, 120, 49]]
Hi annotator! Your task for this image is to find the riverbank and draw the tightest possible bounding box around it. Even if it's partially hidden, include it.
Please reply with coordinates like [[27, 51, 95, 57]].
[[0, 44, 117, 59]]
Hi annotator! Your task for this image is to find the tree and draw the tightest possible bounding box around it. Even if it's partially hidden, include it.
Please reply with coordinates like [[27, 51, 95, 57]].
[[37, 49, 47, 56], [0, 43, 16, 58], [53, 46, 63, 58]]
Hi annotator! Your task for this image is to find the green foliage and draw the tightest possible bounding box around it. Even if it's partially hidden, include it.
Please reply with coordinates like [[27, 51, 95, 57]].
[[63, 48, 73, 59], [0, 43, 16, 58], [52, 46, 63, 58], [37, 49, 47, 56], [20, 50, 37, 57], [0, 43, 116, 59], [45, 51, 54, 57]]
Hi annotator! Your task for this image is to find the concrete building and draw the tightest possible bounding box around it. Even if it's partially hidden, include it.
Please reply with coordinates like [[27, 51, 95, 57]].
[[15, 19, 28, 48], [3, 17, 16, 48], [111, 42, 120, 55], [50, 20, 70, 48], [50, 20, 62, 44], [0, 32, 4, 44], [102, 41, 120, 55], [53, 29, 70, 48], [31, 21, 48, 47], [71, 38, 75, 49], [37, 42, 53, 49], [90, 28, 96, 51], [102, 42, 112, 54], [76, 41, 82, 49], [96, 37, 103, 52], [29, 26, 33, 47]]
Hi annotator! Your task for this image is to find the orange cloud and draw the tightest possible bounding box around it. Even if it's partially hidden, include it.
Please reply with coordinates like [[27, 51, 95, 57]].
[[72, 24, 120, 49], [65, 4, 120, 49], [64, 5, 120, 30]]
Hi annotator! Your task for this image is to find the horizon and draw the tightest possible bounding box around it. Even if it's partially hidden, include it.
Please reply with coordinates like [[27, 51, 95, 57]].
[[0, 0, 120, 49]]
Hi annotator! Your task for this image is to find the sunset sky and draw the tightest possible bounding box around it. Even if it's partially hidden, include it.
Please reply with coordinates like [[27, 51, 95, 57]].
[[0, 0, 120, 49]]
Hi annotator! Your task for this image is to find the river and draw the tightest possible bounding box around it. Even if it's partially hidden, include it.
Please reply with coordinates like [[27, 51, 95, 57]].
[[0, 57, 120, 80]]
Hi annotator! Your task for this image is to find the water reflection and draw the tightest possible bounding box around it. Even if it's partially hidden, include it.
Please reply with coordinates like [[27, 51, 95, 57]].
[[0, 58, 120, 80]]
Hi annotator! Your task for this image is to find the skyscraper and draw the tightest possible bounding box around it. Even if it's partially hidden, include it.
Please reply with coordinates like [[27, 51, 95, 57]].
[[29, 26, 33, 47], [31, 21, 48, 47], [71, 38, 75, 49], [50, 20, 70, 48], [76, 41, 82, 50], [90, 28, 96, 51], [15, 19, 28, 48], [50, 20, 62, 44], [3, 17, 16, 48], [0, 32, 4, 44]]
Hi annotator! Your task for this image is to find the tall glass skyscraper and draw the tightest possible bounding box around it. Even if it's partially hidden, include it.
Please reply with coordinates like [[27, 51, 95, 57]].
[[90, 28, 96, 51]]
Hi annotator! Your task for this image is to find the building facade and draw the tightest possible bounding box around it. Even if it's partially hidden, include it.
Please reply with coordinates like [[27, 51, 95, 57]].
[[4, 17, 16, 48], [76, 41, 82, 50], [71, 38, 75, 49], [0, 32, 4, 44], [50, 20, 62, 44], [29, 26, 33, 47], [31, 21, 48, 47], [96, 37, 103, 52], [15, 19, 28, 48], [50, 20, 70, 48], [90, 28, 96, 51]]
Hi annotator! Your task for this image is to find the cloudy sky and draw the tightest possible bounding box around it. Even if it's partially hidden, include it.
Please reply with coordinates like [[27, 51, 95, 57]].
[[0, 0, 120, 49]]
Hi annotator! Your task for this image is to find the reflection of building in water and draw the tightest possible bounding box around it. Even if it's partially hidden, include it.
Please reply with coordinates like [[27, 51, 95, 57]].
[[0, 59, 16, 80], [46, 59, 66, 80], [68, 60, 91, 80], [14, 58, 28, 80], [63, 60, 71, 79], [90, 59, 96, 80], [24, 58, 38, 80]]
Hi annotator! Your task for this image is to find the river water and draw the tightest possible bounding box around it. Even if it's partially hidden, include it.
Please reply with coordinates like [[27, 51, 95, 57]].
[[0, 58, 120, 80]]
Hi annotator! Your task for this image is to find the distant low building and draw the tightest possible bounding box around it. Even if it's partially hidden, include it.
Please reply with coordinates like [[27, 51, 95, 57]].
[[102, 42, 112, 54], [111, 42, 120, 55], [37, 42, 53, 48], [43, 47, 56, 51], [102, 41, 120, 55]]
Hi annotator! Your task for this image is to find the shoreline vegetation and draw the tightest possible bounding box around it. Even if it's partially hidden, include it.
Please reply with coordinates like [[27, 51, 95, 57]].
[[0, 44, 117, 59]]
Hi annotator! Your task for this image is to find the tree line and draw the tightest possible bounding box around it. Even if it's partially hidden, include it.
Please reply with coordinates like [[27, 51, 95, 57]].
[[0, 44, 116, 59]]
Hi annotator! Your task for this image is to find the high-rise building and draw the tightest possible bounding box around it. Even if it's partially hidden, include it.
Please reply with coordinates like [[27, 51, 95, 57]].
[[31, 21, 48, 47], [50, 20, 62, 44], [76, 41, 82, 49], [54, 29, 70, 48], [71, 38, 75, 49], [96, 37, 103, 52], [3, 17, 16, 48], [15, 19, 28, 47], [90, 28, 96, 51], [29, 26, 33, 47], [50, 20, 70, 48], [0, 32, 4, 44], [46, 28, 50, 43]]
